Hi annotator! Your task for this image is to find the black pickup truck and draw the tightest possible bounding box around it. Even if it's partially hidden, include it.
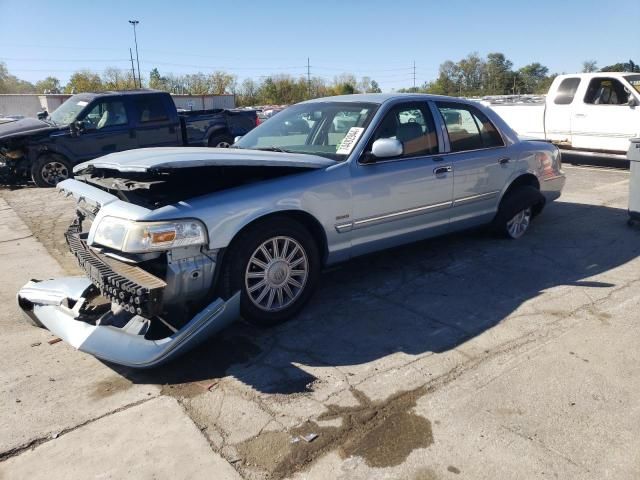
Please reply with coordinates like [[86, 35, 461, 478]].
[[0, 90, 257, 186]]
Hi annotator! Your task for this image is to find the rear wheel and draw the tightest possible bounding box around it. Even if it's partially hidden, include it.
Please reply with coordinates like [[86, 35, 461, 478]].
[[220, 217, 321, 326], [492, 185, 545, 239], [31, 154, 72, 188], [208, 133, 234, 148]]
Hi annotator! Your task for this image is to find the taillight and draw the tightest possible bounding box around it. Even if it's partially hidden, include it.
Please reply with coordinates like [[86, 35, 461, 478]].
[[255, 116, 261, 126]]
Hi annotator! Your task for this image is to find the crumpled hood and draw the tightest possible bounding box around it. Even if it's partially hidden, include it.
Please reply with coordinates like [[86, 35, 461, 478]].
[[0, 117, 58, 141], [74, 147, 337, 173]]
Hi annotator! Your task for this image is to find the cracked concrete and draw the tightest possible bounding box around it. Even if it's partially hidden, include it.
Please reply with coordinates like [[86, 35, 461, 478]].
[[1, 162, 640, 479]]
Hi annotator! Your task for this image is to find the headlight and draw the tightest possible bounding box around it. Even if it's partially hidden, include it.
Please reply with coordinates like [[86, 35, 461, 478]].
[[93, 217, 207, 253]]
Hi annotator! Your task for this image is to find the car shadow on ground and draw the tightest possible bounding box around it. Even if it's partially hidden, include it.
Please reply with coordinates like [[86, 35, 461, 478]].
[[116, 201, 638, 394]]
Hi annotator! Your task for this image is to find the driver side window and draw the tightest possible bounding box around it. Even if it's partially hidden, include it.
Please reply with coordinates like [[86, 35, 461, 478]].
[[82, 100, 128, 130], [370, 103, 438, 158]]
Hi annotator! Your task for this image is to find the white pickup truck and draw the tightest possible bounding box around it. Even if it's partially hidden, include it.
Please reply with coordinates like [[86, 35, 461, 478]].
[[487, 72, 640, 158]]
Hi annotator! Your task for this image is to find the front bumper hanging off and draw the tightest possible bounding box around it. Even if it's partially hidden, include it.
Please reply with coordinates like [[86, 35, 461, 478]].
[[17, 279, 240, 369]]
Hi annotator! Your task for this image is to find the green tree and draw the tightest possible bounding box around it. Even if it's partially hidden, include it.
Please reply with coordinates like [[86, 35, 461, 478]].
[[368, 80, 382, 93], [517, 62, 549, 94], [149, 67, 170, 90], [35, 76, 61, 93], [102, 67, 135, 90], [65, 70, 103, 93], [238, 78, 260, 106], [209, 71, 236, 95], [457, 52, 485, 95], [485, 53, 513, 94], [600, 60, 639, 72], [427, 60, 461, 95], [0, 62, 36, 93]]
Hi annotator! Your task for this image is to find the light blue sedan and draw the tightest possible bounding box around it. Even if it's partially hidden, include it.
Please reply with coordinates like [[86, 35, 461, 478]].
[[18, 93, 565, 367]]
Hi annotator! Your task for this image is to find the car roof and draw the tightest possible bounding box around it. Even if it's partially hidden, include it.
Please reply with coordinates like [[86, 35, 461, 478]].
[[73, 89, 166, 99], [301, 93, 478, 105], [557, 72, 638, 79]]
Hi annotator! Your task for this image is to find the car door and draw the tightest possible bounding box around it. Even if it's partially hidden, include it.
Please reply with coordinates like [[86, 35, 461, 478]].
[[545, 76, 582, 146], [349, 101, 453, 256], [571, 76, 640, 153], [131, 94, 181, 147], [434, 101, 513, 228], [70, 98, 137, 161]]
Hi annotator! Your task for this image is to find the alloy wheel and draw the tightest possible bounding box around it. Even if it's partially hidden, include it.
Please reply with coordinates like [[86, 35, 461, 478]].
[[244, 236, 309, 312]]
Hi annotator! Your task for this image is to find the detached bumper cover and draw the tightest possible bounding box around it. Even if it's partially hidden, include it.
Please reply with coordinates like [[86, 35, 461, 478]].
[[17, 277, 240, 368]]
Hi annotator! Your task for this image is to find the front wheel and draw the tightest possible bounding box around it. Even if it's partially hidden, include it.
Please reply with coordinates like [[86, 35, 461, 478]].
[[31, 154, 72, 188], [220, 217, 321, 326]]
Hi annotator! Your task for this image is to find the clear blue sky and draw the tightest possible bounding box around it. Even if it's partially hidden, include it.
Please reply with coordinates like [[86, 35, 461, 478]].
[[0, 0, 638, 91]]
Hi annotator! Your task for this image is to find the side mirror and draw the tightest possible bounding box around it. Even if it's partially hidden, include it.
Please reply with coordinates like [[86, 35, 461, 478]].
[[70, 120, 85, 136], [234, 136, 243, 144], [629, 97, 638, 108], [371, 138, 403, 159], [37, 110, 48, 120]]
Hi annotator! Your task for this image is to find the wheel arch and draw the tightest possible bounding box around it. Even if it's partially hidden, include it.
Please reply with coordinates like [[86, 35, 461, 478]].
[[500, 173, 545, 215], [223, 209, 329, 265], [206, 127, 232, 145]]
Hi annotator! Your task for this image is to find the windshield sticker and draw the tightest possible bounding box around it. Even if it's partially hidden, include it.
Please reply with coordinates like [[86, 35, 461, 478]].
[[76, 101, 88, 106], [336, 127, 365, 155]]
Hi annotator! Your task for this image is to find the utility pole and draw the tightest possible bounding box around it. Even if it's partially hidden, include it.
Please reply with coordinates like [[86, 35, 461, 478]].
[[129, 20, 142, 88], [307, 57, 311, 98], [129, 48, 136, 89], [413, 60, 416, 90]]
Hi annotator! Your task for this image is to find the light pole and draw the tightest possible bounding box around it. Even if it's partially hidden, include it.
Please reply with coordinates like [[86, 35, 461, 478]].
[[129, 20, 142, 88]]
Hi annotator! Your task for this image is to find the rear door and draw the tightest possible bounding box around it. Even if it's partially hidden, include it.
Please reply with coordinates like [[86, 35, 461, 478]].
[[69, 97, 137, 161], [131, 94, 181, 147], [350, 101, 453, 255], [434, 101, 513, 227], [571, 76, 640, 153], [545, 76, 581, 145]]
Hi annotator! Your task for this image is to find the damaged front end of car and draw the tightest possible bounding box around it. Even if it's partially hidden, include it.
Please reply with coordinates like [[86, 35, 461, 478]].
[[17, 177, 240, 368]]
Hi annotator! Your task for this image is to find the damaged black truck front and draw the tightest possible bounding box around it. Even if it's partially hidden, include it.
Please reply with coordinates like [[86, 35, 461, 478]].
[[0, 90, 257, 187]]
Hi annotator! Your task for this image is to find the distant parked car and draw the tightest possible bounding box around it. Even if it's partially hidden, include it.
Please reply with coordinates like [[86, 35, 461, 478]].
[[18, 93, 564, 368], [0, 90, 258, 187]]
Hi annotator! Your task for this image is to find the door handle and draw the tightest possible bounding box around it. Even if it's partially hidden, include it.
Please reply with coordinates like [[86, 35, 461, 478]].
[[434, 165, 452, 175], [432, 156, 444, 162], [129, 129, 136, 139], [499, 157, 510, 165], [574, 113, 586, 117]]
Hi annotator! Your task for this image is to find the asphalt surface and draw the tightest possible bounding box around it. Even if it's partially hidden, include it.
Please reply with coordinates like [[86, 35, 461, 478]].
[[1, 160, 639, 479]]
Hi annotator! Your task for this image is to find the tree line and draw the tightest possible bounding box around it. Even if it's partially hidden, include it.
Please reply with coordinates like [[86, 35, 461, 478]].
[[401, 54, 640, 97], [1, 54, 638, 105]]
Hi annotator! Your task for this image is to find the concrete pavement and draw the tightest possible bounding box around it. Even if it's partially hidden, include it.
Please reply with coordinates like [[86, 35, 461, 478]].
[[1, 164, 639, 479], [0, 196, 241, 480]]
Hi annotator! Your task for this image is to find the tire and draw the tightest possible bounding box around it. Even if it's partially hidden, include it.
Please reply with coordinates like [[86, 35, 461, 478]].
[[220, 217, 321, 326], [208, 133, 234, 148], [492, 185, 545, 239], [31, 154, 72, 188]]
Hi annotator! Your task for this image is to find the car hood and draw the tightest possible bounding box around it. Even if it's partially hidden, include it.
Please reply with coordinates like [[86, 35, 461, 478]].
[[73, 147, 337, 173], [0, 117, 58, 141]]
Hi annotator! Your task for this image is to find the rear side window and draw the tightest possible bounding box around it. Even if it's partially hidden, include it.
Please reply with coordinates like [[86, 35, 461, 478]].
[[135, 96, 169, 123], [554, 78, 581, 105], [436, 102, 504, 152]]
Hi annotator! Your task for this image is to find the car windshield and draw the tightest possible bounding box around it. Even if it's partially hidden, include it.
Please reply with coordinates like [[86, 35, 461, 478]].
[[234, 101, 379, 160], [625, 75, 640, 94], [49, 96, 91, 125]]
